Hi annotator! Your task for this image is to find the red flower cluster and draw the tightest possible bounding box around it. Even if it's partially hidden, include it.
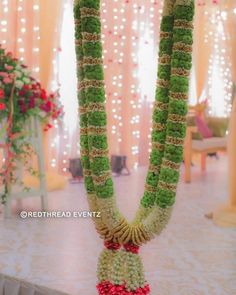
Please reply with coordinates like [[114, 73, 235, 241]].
[[17, 82, 63, 124], [123, 243, 140, 254], [97, 281, 150, 295], [104, 241, 121, 251], [0, 46, 63, 132]]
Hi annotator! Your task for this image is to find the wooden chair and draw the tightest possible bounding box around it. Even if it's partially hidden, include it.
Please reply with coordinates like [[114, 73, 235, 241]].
[[184, 104, 227, 183]]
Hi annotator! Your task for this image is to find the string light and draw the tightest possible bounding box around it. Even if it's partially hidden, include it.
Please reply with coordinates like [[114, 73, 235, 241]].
[[0, 1, 233, 172], [203, 3, 233, 117]]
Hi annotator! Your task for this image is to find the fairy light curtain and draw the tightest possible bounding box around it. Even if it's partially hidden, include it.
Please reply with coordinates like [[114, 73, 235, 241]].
[[194, 0, 236, 117], [0, 0, 41, 77], [57, 0, 236, 168], [1, 0, 235, 172]]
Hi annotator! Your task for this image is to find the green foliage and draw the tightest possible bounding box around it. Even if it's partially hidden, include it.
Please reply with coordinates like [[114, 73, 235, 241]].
[[88, 111, 107, 126], [80, 0, 100, 10], [95, 179, 114, 198], [158, 65, 171, 80], [91, 157, 110, 175], [156, 88, 169, 103], [86, 88, 105, 103], [153, 109, 168, 124], [156, 188, 175, 208], [75, 0, 194, 208], [84, 65, 104, 80], [173, 28, 193, 44], [88, 135, 108, 150], [149, 149, 163, 166], [169, 100, 188, 116], [160, 16, 174, 32], [152, 130, 166, 144], [82, 18, 101, 34], [141, 191, 155, 208], [146, 172, 159, 186], [85, 176, 95, 193], [175, 4, 195, 21]]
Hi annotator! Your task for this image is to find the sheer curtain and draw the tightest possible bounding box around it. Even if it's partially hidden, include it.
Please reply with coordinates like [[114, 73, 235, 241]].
[[57, 0, 164, 168], [57, 0, 236, 169]]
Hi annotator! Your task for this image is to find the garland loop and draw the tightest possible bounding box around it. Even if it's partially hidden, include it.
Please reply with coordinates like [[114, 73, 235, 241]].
[[74, 0, 195, 293]]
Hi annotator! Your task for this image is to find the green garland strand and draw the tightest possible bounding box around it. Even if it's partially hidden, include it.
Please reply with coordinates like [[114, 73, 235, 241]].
[[74, 0, 194, 293]]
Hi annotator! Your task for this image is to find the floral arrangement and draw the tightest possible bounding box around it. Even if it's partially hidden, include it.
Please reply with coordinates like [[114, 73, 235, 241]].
[[74, 0, 194, 294], [0, 45, 63, 203]]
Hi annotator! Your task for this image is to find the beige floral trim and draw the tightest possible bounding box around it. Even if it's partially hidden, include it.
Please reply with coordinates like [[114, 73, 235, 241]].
[[169, 91, 188, 100], [83, 57, 103, 66], [88, 195, 173, 245], [160, 31, 173, 39], [87, 194, 113, 240], [176, 0, 194, 6], [78, 57, 103, 68], [168, 113, 186, 123], [133, 206, 153, 224], [93, 171, 111, 185], [163, 0, 176, 16], [148, 164, 161, 173], [152, 142, 165, 151], [81, 149, 89, 157], [154, 101, 169, 111], [96, 197, 125, 231], [173, 42, 192, 53], [79, 106, 86, 115], [143, 205, 173, 236], [159, 54, 171, 65], [83, 169, 92, 177], [157, 79, 170, 88], [174, 19, 193, 29], [80, 7, 100, 18], [80, 127, 87, 135], [90, 148, 109, 158], [75, 39, 82, 46], [80, 103, 105, 114], [78, 79, 104, 90], [162, 158, 180, 170], [87, 102, 105, 112], [171, 67, 190, 77], [88, 126, 107, 135], [158, 180, 176, 192], [153, 122, 165, 131], [74, 19, 80, 25], [166, 135, 185, 146], [145, 184, 157, 193], [82, 32, 101, 42]]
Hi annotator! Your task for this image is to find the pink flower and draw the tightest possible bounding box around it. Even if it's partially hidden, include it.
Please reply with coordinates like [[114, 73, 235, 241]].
[[3, 77, 12, 84], [0, 72, 7, 78], [5, 64, 14, 71]]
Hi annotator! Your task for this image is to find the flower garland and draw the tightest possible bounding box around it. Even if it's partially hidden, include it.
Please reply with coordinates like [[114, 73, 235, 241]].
[[0, 46, 63, 203], [74, 0, 194, 293]]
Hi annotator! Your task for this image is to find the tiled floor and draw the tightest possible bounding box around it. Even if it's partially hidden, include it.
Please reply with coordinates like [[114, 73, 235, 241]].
[[0, 155, 236, 295]]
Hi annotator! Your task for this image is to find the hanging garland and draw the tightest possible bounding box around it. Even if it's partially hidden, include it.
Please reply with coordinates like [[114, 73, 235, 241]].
[[74, 0, 194, 294]]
